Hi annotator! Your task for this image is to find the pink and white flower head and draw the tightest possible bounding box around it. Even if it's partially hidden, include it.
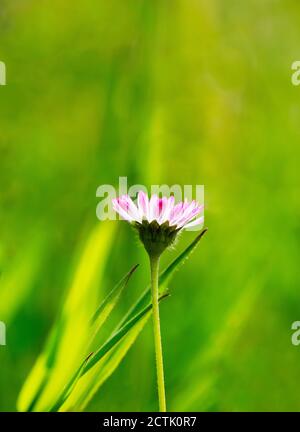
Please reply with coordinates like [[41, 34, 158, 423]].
[[113, 192, 204, 256]]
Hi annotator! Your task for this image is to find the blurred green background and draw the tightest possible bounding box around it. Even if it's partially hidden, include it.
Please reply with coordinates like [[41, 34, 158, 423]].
[[1, 0, 300, 412]]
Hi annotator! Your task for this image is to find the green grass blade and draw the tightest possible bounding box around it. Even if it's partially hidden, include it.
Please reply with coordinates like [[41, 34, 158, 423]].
[[17, 222, 115, 412], [159, 228, 208, 290], [60, 314, 150, 411], [49, 352, 94, 412], [88, 264, 138, 347], [48, 265, 139, 411], [118, 228, 208, 327], [60, 230, 207, 411], [83, 302, 154, 376], [56, 304, 155, 411]]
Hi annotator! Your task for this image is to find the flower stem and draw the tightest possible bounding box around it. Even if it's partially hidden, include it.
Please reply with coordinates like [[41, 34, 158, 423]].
[[150, 254, 167, 412]]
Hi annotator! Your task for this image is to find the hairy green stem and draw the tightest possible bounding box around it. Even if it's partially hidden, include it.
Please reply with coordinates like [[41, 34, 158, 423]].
[[150, 254, 167, 412]]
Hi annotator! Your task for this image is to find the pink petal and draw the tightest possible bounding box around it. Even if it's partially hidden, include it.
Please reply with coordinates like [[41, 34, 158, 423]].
[[161, 196, 175, 224], [157, 197, 168, 223], [119, 195, 141, 222], [173, 201, 195, 224], [175, 202, 201, 227], [112, 198, 134, 222], [169, 202, 185, 225]]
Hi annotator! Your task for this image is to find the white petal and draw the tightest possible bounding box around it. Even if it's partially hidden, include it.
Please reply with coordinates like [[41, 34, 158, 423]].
[[183, 215, 204, 229], [112, 199, 134, 222], [120, 195, 142, 222], [137, 191, 149, 220], [175, 202, 202, 227], [149, 194, 158, 222], [162, 196, 175, 224], [172, 201, 196, 226]]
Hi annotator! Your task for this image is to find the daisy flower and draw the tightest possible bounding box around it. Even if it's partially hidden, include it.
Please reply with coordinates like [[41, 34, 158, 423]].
[[112, 192, 204, 256], [112, 190, 205, 412]]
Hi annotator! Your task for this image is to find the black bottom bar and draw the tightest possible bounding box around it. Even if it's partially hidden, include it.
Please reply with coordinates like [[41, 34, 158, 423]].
[[0, 412, 298, 429]]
